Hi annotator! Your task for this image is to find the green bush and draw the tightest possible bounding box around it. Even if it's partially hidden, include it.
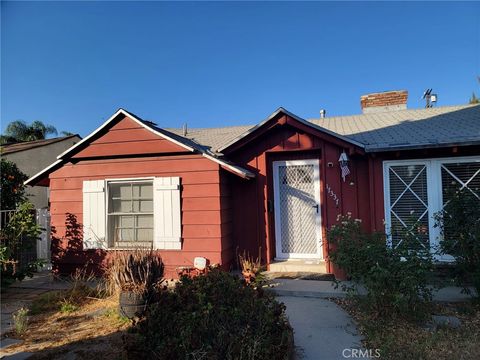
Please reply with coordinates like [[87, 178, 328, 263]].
[[0, 159, 28, 210], [129, 268, 293, 360], [435, 190, 480, 297], [1, 202, 44, 287], [328, 215, 434, 319]]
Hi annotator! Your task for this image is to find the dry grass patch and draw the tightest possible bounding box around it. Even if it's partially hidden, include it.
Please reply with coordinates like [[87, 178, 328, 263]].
[[335, 298, 480, 360], [2, 292, 131, 359]]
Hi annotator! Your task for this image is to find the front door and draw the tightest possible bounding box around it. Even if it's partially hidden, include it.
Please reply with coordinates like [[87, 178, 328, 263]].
[[273, 159, 322, 259]]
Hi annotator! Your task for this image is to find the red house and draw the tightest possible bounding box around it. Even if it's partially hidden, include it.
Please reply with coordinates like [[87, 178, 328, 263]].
[[26, 90, 480, 278]]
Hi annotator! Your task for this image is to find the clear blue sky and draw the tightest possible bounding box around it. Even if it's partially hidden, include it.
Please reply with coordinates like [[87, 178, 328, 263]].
[[2, 1, 479, 137]]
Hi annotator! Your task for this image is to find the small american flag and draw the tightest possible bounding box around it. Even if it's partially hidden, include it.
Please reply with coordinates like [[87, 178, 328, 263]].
[[339, 151, 350, 182]]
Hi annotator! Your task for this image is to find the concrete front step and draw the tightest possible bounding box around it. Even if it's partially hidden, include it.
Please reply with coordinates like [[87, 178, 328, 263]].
[[268, 259, 327, 273]]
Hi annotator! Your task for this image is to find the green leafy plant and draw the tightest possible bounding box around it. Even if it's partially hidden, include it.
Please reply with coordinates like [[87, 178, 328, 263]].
[[434, 189, 480, 297], [1, 202, 43, 287], [60, 300, 79, 313], [12, 307, 29, 335], [0, 159, 28, 210], [328, 214, 434, 319], [129, 268, 293, 360]]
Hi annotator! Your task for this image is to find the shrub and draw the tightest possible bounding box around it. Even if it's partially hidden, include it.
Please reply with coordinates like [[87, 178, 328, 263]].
[[129, 268, 293, 360], [435, 189, 480, 297], [1, 202, 44, 287], [0, 159, 28, 210], [328, 215, 434, 319]]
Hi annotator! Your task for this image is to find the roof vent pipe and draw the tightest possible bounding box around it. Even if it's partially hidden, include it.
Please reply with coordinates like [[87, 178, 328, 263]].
[[320, 109, 326, 118], [182, 123, 188, 136]]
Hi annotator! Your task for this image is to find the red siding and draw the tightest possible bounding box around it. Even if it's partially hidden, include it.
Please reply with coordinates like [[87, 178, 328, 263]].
[[72, 116, 189, 158], [49, 153, 228, 278], [227, 115, 371, 278]]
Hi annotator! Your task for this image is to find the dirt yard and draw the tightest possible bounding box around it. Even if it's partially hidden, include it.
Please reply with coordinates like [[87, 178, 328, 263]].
[[1, 293, 131, 359]]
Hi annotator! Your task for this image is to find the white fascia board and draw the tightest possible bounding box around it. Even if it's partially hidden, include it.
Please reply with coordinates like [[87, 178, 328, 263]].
[[202, 153, 255, 179], [24, 159, 63, 186], [56, 109, 196, 160]]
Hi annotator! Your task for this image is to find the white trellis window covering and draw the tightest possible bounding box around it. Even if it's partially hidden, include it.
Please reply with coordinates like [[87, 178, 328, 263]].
[[82, 177, 181, 250], [384, 156, 480, 258], [386, 163, 430, 251]]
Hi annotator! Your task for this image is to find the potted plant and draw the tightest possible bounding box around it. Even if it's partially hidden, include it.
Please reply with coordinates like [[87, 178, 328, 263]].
[[108, 248, 164, 319], [238, 251, 262, 285]]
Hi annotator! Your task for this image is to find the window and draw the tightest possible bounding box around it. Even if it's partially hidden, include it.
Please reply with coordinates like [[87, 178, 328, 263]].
[[384, 157, 480, 258], [83, 176, 181, 250], [386, 163, 429, 251], [107, 180, 154, 247]]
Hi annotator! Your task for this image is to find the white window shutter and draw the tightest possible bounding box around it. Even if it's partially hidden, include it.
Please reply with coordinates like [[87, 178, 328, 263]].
[[153, 177, 182, 250], [82, 180, 107, 250]]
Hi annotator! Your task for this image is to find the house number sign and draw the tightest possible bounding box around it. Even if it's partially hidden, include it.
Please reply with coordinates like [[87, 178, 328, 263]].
[[326, 184, 340, 207]]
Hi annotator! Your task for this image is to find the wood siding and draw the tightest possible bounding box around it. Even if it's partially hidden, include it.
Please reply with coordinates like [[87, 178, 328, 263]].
[[49, 154, 228, 278], [227, 115, 371, 277], [72, 116, 190, 159]]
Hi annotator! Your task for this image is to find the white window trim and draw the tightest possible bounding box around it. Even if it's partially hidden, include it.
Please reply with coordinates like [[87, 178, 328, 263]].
[[383, 155, 480, 262], [105, 177, 155, 249]]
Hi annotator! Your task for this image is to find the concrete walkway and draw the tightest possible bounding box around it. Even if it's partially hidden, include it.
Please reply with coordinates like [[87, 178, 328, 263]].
[[280, 296, 363, 360], [269, 279, 477, 302]]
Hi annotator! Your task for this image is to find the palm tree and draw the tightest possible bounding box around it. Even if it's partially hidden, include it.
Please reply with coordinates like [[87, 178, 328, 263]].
[[1, 120, 58, 144]]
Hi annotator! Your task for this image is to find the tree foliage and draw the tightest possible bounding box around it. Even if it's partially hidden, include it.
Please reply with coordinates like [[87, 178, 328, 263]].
[[0, 159, 28, 210], [1, 120, 57, 144]]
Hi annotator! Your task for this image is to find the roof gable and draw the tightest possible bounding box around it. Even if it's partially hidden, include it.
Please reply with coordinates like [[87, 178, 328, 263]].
[[25, 109, 254, 186], [218, 107, 364, 154], [71, 115, 190, 158]]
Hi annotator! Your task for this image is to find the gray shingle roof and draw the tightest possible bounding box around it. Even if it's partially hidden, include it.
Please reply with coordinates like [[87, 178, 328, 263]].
[[166, 125, 253, 153], [309, 104, 480, 151], [168, 104, 480, 153]]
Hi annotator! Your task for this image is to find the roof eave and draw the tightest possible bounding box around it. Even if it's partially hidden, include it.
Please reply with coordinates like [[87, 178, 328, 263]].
[[366, 140, 480, 153]]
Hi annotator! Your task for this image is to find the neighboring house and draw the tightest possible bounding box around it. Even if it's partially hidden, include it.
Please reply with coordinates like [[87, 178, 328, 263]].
[[25, 90, 480, 278], [2, 135, 81, 209]]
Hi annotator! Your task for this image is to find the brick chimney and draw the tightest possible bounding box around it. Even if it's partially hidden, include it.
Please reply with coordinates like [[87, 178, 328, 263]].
[[360, 90, 408, 113]]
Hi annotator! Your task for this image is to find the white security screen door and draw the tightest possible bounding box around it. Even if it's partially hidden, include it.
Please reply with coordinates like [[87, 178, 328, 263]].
[[273, 160, 322, 259]]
